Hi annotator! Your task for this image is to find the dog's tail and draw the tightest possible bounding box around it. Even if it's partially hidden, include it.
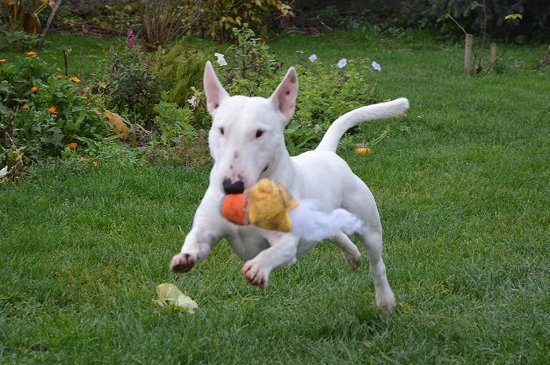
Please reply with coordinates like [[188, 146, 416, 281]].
[[316, 98, 409, 153]]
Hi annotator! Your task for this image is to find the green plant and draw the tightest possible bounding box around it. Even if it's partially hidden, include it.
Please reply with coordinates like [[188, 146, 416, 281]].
[[102, 45, 160, 124], [137, 0, 199, 49], [152, 42, 209, 107], [199, 0, 292, 42], [216, 28, 280, 96], [152, 92, 196, 146], [0, 52, 109, 165], [0, 29, 39, 51], [286, 58, 381, 152]]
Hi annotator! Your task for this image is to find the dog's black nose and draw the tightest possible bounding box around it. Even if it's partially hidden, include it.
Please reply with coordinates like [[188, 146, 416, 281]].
[[223, 178, 244, 194]]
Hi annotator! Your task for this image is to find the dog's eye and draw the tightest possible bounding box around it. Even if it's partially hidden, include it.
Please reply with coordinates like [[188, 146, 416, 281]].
[[255, 129, 264, 138], [219, 127, 224, 135]]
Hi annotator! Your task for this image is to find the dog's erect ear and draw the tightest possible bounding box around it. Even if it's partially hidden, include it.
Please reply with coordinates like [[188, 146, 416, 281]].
[[269, 67, 298, 120], [204, 61, 229, 115]]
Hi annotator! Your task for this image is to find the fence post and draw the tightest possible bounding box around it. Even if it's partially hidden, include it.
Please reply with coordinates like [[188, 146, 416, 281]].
[[464, 33, 474, 76]]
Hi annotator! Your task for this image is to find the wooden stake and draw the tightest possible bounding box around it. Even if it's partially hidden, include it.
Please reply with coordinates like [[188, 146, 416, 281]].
[[489, 43, 497, 72], [465, 33, 474, 76], [36, 0, 63, 50]]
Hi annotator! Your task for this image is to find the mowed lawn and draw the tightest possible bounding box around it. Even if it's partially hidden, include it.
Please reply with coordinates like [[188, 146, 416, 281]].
[[1, 31, 549, 363]]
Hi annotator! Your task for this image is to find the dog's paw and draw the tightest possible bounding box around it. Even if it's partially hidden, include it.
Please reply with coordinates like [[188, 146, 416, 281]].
[[375, 289, 397, 313], [241, 261, 269, 289], [170, 252, 197, 273], [342, 248, 361, 271]]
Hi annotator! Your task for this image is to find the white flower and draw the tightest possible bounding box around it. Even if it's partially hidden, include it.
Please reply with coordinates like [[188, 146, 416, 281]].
[[0, 166, 8, 178], [371, 60, 382, 72], [337, 58, 347, 69], [214, 52, 227, 67], [308, 54, 317, 62], [187, 95, 198, 108]]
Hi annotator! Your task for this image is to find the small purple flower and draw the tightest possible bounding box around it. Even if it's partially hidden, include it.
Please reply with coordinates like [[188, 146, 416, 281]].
[[371, 60, 381, 72], [139, 145, 146, 151], [337, 58, 347, 69], [308, 54, 317, 62], [127, 30, 136, 47]]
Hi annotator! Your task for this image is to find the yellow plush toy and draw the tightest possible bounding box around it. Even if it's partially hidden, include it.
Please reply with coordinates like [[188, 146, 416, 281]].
[[220, 178, 298, 232]]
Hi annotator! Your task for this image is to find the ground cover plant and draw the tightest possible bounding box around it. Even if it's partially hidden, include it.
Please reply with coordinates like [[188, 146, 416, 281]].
[[1, 28, 549, 364]]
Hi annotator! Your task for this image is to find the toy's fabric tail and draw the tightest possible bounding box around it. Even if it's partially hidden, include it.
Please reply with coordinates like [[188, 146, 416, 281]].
[[316, 98, 409, 153], [289, 200, 362, 242]]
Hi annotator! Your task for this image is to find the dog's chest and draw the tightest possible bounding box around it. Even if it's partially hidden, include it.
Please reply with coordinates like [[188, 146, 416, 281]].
[[226, 226, 270, 261]]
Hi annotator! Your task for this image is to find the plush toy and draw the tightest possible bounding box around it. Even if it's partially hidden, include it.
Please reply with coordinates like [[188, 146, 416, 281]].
[[219, 178, 364, 242], [220, 178, 298, 232]]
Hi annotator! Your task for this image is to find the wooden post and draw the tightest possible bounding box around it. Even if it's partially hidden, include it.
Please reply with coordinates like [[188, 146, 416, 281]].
[[464, 33, 474, 76], [36, 0, 63, 50], [488, 43, 497, 72]]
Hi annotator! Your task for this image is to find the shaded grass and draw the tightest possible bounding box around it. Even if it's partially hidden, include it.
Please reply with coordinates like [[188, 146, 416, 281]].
[[1, 30, 549, 363]]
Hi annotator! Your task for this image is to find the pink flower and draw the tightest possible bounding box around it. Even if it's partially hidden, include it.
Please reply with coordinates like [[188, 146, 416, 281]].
[[127, 30, 136, 47], [337, 58, 347, 69]]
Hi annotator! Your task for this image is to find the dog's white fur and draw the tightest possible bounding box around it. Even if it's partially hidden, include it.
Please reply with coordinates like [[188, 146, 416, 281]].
[[170, 62, 409, 311]]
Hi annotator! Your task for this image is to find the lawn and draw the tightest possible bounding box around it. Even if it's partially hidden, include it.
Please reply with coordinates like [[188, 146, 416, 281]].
[[1, 30, 549, 363]]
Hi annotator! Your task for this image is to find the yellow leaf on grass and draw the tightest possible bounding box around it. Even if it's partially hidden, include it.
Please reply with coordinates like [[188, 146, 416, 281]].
[[105, 111, 130, 138], [154, 283, 198, 314]]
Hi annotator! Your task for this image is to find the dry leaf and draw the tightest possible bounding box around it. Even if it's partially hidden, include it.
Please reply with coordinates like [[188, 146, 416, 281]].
[[154, 283, 198, 314]]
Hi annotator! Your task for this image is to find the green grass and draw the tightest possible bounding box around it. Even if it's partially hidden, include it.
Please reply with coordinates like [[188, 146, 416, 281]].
[[0, 32, 118, 79], [1, 30, 549, 363]]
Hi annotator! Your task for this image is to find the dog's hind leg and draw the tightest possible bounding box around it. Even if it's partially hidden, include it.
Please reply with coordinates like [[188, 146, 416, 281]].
[[343, 177, 396, 312], [330, 232, 361, 271]]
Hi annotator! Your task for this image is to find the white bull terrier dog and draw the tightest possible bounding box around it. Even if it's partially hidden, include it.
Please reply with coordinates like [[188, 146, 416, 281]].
[[170, 61, 409, 311]]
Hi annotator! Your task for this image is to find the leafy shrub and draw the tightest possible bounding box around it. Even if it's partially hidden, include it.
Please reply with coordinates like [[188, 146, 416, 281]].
[[137, 0, 199, 49], [286, 58, 380, 152], [152, 92, 197, 146], [216, 28, 281, 96], [413, 0, 550, 41], [0, 30, 39, 51], [0, 52, 110, 167], [102, 45, 160, 123], [198, 0, 292, 42], [152, 42, 209, 107]]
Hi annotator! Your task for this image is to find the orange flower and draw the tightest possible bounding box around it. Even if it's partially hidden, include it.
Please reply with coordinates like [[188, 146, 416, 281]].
[[22, 104, 30, 110], [49, 106, 57, 114], [80, 157, 88, 162], [92, 161, 98, 167], [56, 75, 63, 80], [105, 112, 112, 120], [31, 86, 38, 93], [355, 147, 372, 155], [0, 59, 6, 63], [26, 51, 37, 57], [95, 110, 102, 116], [69, 76, 81, 83], [67, 142, 77, 149]]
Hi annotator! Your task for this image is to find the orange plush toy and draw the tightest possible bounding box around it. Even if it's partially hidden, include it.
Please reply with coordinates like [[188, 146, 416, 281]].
[[220, 178, 298, 232]]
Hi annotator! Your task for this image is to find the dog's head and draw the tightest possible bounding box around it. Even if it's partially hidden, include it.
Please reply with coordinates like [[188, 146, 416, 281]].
[[203, 61, 298, 195]]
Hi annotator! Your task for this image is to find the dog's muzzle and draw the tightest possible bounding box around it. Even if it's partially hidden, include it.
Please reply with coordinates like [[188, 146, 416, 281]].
[[223, 177, 245, 195]]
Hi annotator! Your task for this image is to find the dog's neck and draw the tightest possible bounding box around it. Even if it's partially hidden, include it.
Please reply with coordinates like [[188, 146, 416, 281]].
[[266, 148, 302, 193]]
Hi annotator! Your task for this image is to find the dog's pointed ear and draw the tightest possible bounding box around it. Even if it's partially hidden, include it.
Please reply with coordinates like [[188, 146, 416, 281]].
[[269, 67, 298, 121], [204, 61, 229, 115]]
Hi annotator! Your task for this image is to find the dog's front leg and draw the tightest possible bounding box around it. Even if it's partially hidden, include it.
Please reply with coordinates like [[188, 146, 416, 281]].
[[170, 191, 223, 273], [241, 232, 299, 288]]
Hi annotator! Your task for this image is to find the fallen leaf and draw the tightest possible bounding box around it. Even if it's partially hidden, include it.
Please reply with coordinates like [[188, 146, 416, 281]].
[[154, 283, 198, 314]]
